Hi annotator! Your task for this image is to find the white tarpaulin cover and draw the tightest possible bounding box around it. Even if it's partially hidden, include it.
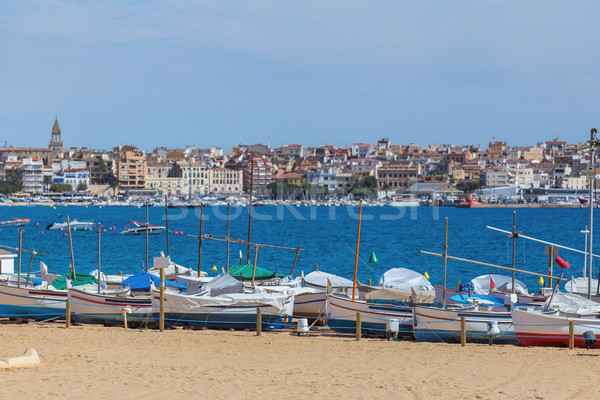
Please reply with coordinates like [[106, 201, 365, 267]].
[[201, 272, 243, 296], [175, 275, 214, 290], [545, 292, 600, 314], [304, 271, 353, 289], [378, 268, 434, 292], [564, 276, 600, 294], [153, 290, 293, 314], [471, 274, 528, 295]]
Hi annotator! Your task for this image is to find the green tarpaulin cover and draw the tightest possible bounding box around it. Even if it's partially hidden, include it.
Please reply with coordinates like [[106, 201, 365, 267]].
[[51, 273, 97, 290], [227, 263, 286, 281]]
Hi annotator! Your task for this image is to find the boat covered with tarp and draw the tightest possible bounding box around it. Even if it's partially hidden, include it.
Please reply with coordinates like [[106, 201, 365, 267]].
[[122, 271, 187, 292], [228, 263, 286, 281]]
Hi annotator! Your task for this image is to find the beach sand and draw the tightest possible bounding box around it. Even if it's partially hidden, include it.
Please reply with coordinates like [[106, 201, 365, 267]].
[[0, 321, 598, 400]]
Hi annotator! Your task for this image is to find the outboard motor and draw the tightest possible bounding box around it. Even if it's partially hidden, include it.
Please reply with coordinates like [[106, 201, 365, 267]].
[[45, 223, 53, 230], [583, 331, 596, 349]]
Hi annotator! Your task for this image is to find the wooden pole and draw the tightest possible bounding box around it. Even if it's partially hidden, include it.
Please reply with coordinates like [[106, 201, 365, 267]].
[[165, 196, 170, 257], [0, 244, 50, 257], [548, 246, 554, 288], [122, 308, 128, 330], [420, 251, 566, 281], [17, 230, 22, 288], [460, 316, 466, 346], [367, 279, 372, 286], [356, 312, 362, 341], [197, 203, 204, 276], [352, 201, 363, 301], [159, 267, 165, 332], [443, 217, 448, 308], [511, 211, 516, 294], [145, 201, 149, 273], [97, 224, 101, 294], [290, 246, 300, 276], [256, 307, 262, 336], [226, 203, 231, 273], [66, 298, 71, 328], [247, 160, 254, 263], [67, 216, 76, 280], [25, 249, 35, 287], [568, 320, 575, 350], [251, 245, 259, 286], [315, 262, 319, 272]]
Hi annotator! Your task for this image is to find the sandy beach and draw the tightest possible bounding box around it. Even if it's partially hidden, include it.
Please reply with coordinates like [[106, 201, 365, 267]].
[[0, 321, 598, 400]]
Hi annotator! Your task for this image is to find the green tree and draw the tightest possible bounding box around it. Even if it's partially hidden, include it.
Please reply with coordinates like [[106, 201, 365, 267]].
[[456, 181, 480, 193], [359, 176, 378, 189], [97, 157, 107, 172], [109, 179, 120, 196], [50, 183, 73, 193], [5, 168, 22, 190], [77, 182, 88, 192], [43, 176, 52, 192], [0, 180, 19, 195]]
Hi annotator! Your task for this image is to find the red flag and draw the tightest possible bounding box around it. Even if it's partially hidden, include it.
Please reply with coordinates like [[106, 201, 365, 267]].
[[554, 256, 570, 269], [490, 277, 496, 291]]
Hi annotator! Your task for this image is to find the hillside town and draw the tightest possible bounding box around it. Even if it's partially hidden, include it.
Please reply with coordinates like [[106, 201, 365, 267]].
[[0, 118, 596, 205]]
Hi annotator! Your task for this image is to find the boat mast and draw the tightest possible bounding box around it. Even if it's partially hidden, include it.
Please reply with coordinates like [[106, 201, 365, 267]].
[[352, 200, 363, 301], [145, 201, 149, 273], [246, 159, 254, 263], [582, 226, 589, 279], [97, 223, 101, 294], [165, 196, 170, 257], [67, 216, 76, 280], [226, 203, 230, 273], [17, 230, 22, 288], [442, 217, 448, 308], [589, 128, 599, 298], [197, 203, 204, 276]]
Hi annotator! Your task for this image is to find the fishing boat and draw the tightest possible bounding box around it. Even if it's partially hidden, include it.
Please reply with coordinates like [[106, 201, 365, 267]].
[[0, 218, 30, 227], [326, 293, 415, 337], [67, 288, 154, 328], [413, 303, 518, 344], [0, 273, 99, 319], [152, 290, 295, 330], [511, 292, 600, 348], [46, 219, 94, 231], [120, 220, 165, 235]]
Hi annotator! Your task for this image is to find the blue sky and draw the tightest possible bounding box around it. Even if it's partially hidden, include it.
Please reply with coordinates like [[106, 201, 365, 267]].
[[1, 1, 599, 151]]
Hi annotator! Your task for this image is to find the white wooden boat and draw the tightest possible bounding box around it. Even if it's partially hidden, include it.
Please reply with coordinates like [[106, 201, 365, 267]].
[[46, 220, 94, 231], [326, 293, 413, 337], [0, 283, 67, 319], [120, 220, 165, 235], [152, 290, 295, 330], [67, 288, 154, 328], [512, 308, 600, 348], [413, 304, 518, 344], [0, 218, 30, 227]]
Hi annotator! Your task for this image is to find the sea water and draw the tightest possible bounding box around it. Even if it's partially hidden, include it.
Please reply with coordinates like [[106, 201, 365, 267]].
[[0, 205, 595, 290]]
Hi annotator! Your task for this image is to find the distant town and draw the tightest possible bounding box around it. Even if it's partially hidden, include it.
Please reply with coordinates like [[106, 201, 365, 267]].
[[0, 118, 596, 206]]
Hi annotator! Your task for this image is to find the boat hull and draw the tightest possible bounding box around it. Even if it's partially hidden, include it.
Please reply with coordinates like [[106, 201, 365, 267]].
[[293, 291, 327, 318], [0, 284, 66, 319], [413, 304, 517, 344], [326, 294, 413, 337], [152, 291, 293, 330], [512, 309, 600, 348], [68, 289, 155, 328]]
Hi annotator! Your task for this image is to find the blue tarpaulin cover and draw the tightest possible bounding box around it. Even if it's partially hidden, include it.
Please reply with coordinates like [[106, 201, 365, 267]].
[[122, 271, 187, 291]]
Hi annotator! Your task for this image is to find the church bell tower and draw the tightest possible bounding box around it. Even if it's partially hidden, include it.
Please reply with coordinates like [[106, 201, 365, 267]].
[[49, 117, 63, 153]]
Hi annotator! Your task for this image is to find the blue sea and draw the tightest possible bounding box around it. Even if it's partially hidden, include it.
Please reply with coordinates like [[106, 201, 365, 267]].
[[0, 205, 596, 289]]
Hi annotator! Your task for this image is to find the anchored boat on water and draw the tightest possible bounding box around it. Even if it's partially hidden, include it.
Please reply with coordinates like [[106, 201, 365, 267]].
[[0, 218, 30, 227], [120, 220, 165, 235]]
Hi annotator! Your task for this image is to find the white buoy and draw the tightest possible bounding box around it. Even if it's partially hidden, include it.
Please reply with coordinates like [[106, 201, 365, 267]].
[[297, 318, 309, 335]]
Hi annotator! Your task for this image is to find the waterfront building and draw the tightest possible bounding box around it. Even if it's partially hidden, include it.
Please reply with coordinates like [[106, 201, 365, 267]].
[[22, 158, 44, 194], [376, 162, 419, 190], [208, 168, 243, 194], [118, 151, 147, 191]]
